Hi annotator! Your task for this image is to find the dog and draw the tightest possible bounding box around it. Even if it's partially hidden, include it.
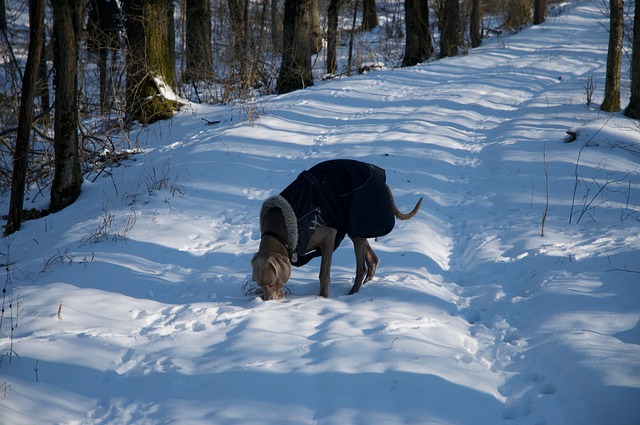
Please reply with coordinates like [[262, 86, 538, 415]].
[[251, 159, 422, 300]]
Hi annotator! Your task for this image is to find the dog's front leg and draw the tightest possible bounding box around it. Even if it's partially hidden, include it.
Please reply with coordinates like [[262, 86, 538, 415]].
[[309, 227, 338, 298], [319, 246, 334, 298]]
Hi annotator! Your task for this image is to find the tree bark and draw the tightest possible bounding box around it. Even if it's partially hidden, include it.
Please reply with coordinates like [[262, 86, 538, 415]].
[[439, 0, 458, 58], [361, 0, 378, 31], [470, 0, 482, 48], [5, 0, 45, 235], [50, 0, 83, 213], [271, 0, 282, 52], [36, 35, 50, 119], [402, 0, 432, 67], [533, 0, 547, 25], [309, 0, 322, 54], [624, 0, 640, 119], [228, 0, 249, 82], [87, 0, 122, 112], [601, 0, 623, 112], [276, 0, 313, 93], [326, 0, 341, 75], [185, 0, 214, 82], [1, 0, 7, 32], [123, 0, 179, 124]]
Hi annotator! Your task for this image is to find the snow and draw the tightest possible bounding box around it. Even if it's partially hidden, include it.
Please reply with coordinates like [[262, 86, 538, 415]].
[[2, 2, 640, 424]]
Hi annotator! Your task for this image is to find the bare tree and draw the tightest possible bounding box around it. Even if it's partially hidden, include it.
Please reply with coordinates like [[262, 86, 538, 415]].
[[470, 0, 482, 48], [326, 0, 341, 75], [1, 0, 7, 32], [624, 0, 640, 119], [601, 0, 623, 112], [36, 35, 50, 118], [362, 0, 378, 31], [5, 0, 45, 235], [228, 0, 251, 86], [402, 0, 432, 66], [504, 0, 530, 30], [533, 0, 547, 25], [50, 0, 83, 213], [184, 0, 214, 82], [439, 0, 458, 58], [310, 0, 322, 54], [87, 0, 122, 112], [122, 0, 180, 124], [271, 0, 282, 52], [276, 0, 314, 93]]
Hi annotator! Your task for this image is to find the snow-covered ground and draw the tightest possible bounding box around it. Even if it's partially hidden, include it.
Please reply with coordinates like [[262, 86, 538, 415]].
[[2, 2, 640, 424]]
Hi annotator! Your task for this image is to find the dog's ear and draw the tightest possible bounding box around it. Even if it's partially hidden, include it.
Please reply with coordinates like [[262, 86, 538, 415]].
[[269, 254, 291, 283]]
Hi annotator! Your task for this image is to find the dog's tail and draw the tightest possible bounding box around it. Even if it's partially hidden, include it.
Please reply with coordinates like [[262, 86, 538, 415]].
[[387, 185, 423, 220]]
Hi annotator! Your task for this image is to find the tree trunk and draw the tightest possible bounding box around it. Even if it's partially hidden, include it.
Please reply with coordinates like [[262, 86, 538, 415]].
[[37, 34, 50, 119], [271, 0, 282, 52], [276, 0, 313, 93], [50, 0, 83, 213], [123, 0, 180, 124], [87, 0, 122, 112], [228, 0, 248, 81], [326, 0, 341, 75], [601, 0, 623, 112], [533, 0, 547, 25], [309, 0, 322, 54], [185, 0, 214, 82], [5, 0, 45, 236], [504, 0, 530, 31], [346, 0, 358, 75], [361, 0, 378, 31], [439, 0, 458, 58], [470, 0, 482, 48], [624, 0, 640, 119], [0, 0, 6, 32], [402, 0, 432, 67]]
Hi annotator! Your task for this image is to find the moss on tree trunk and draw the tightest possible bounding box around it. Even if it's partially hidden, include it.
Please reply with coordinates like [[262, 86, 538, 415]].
[[123, 0, 180, 124]]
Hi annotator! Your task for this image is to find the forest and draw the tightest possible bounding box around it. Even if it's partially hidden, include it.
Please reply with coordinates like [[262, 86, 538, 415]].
[[0, 0, 636, 237]]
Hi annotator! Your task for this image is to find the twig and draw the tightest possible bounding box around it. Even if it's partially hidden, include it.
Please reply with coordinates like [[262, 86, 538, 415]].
[[569, 117, 612, 224], [201, 118, 221, 125], [542, 141, 549, 236], [575, 171, 634, 224], [1, 381, 11, 399], [607, 267, 640, 274]]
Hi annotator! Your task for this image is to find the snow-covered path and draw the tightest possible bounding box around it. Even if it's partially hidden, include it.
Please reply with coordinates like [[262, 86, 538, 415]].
[[2, 2, 639, 424]]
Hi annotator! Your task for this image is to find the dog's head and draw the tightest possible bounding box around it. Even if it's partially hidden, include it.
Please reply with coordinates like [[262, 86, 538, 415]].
[[251, 253, 291, 300]]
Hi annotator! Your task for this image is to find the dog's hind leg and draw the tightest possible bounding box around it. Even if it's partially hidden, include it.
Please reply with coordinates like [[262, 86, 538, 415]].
[[364, 240, 379, 282], [349, 237, 369, 295]]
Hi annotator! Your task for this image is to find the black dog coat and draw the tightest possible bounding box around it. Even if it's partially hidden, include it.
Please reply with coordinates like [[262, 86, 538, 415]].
[[262, 160, 396, 267]]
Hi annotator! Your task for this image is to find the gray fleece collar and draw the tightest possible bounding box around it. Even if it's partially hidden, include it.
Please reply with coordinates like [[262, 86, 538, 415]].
[[260, 195, 298, 252]]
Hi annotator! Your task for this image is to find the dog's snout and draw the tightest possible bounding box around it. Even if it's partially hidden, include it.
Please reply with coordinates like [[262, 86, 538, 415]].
[[262, 287, 284, 301]]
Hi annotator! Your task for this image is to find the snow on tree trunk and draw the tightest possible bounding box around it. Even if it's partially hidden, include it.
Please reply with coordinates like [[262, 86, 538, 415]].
[[123, 0, 181, 124]]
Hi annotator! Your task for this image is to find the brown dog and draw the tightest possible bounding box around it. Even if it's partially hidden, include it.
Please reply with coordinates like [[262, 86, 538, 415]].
[[251, 160, 422, 300]]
